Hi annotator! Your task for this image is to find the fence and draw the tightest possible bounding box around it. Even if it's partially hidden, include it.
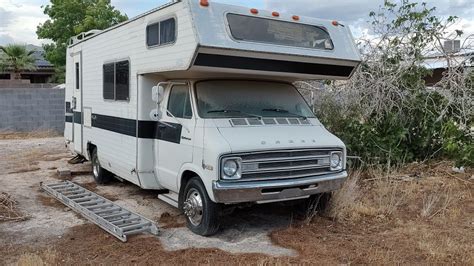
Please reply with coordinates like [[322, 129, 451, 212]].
[[0, 87, 65, 133]]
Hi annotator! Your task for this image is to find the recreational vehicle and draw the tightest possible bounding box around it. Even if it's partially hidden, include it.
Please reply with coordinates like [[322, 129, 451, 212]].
[[64, 0, 361, 236]]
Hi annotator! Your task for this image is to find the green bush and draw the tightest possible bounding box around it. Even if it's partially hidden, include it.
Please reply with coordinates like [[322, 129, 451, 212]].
[[309, 0, 473, 168]]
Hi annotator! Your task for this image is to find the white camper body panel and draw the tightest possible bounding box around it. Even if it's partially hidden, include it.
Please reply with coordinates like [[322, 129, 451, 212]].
[[65, 1, 197, 188], [64, 0, 361, 193]]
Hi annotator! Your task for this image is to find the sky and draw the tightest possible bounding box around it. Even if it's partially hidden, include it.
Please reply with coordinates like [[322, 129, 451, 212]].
[[0, 0, 473, 46]]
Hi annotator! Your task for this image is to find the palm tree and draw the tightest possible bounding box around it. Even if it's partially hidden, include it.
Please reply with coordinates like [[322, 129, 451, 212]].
[[0, 44, 37, 80]]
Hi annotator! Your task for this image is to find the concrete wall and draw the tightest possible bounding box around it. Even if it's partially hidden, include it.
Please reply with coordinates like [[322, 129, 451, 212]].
[[0, 87, 65, 133]]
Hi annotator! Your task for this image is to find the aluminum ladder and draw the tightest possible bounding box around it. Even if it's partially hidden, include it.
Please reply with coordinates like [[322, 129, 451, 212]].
[[41, 181, 159, 242]]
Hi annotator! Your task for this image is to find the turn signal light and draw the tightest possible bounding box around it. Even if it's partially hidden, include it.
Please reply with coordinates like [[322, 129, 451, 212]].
[[332, 20, 339, 26], [292, 15, 300, 21], [272, 11, 280, 17], [200, 0, 209, 7], [250, 8, 259, 14]]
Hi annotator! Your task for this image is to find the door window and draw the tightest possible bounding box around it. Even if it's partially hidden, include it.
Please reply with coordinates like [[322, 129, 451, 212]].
[[75, 62, 80, 89], [167, 85, 192, 119]]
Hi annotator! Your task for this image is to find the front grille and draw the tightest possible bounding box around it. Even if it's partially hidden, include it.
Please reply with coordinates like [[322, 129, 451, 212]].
[[223, 149, 341, 182]]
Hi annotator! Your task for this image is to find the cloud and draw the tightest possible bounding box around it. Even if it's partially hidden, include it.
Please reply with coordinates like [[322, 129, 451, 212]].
[[0, 7, 14, 28], [264, 0, 474, 38], [0, 0, 472, 46], [0, 0, 49, 45]]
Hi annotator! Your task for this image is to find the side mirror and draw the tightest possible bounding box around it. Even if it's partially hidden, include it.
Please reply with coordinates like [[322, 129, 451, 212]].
[[152, 85, 165, 104]]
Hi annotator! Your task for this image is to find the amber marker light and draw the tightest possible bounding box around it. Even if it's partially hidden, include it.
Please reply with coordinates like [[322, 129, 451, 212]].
[[292, 15, 300, 21], [250, 8, 259, 14], [200, 0, 209, 7], [332, 20, 339, 26], [272, 11, 280, 17]]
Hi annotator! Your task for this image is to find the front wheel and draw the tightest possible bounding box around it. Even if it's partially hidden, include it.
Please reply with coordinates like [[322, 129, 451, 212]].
[[182, 177, 220, 236]]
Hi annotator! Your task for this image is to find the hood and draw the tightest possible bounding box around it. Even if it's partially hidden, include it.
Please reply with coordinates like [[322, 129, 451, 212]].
[[213, 121, 345, 153]]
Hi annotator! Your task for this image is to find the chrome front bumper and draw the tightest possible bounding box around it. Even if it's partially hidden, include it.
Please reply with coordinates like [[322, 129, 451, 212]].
[[212, 171, 347, 204]]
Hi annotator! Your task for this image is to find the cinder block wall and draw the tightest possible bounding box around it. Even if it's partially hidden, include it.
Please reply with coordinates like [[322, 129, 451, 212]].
[[0, 88, 65, 133]]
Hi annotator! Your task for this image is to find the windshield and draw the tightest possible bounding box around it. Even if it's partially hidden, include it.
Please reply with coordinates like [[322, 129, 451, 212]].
[[195, 81, 315, 119]]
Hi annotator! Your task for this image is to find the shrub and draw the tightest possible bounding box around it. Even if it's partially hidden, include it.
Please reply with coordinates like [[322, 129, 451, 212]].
[[303, 0, 473, 167]]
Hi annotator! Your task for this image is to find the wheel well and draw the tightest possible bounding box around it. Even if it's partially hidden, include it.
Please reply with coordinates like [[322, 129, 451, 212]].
[[178, 170, 199, 209], [86, 142, 96, 160]]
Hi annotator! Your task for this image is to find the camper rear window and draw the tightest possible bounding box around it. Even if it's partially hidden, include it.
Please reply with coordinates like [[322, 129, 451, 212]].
[[226, 14, 334, 50], [146, 18, 176, 47], [103, 60, 129, 101]]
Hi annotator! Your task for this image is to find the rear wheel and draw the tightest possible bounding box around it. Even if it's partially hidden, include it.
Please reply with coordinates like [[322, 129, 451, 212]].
[[91, 148, 112, 184], [182, 177, 220, 236]]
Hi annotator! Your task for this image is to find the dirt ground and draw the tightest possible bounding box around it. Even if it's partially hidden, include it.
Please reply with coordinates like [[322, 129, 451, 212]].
[[0, 137, 473, 265]]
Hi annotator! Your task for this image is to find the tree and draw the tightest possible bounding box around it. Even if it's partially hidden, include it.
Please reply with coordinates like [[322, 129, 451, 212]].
[[303, 0, 473, 167], [0, 44, 37, 80], [36, 0, 128, 81]]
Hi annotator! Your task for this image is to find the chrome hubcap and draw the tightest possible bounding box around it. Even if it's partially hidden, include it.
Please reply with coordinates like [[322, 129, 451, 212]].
[[183, 188, 203, 226]]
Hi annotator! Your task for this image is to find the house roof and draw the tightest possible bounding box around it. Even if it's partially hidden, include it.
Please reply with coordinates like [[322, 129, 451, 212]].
[[26, 44, 54, 69], [422, 51, 473, 70]]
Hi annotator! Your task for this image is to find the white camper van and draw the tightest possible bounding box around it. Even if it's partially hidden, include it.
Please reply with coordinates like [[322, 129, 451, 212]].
[[64, 0, 361, 236]]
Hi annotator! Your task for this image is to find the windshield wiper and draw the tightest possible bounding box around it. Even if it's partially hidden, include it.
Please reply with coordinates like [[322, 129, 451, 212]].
[[208, 109, 262, 119], [262, 108, 308, 120]]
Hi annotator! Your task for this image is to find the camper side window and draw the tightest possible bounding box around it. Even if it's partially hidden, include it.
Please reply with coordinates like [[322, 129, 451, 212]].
[[102, 60, 130, 101], [146, 18, 176, 47]]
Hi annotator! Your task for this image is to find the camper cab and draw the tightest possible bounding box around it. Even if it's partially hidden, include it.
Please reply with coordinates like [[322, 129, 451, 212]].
[[64, 0, 361, 236]]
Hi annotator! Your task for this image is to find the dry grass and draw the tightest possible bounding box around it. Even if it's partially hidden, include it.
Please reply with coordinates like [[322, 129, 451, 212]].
[[316, 161, 474, 263], [4, 145, 67, 175], [0, 192, 28, 222], [327, 171, 368, 221], [421, 188, 453, 219], [2, 159, 472, 264], [17, 249, 58, 266], [0, 130, 60, 140], [328, 161, 472, 222]]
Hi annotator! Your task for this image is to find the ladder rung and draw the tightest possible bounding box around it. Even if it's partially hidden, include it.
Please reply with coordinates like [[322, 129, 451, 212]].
[[123, 227, 150, 236], [56, 187, 80, 193], [49, 184, 73, 190], [101, 211, 131, 220], [94, 207, 121, 215], [47, 182, 68, 187], [121, 222, 151, 232], [87, 203, 113, 210], [69, 192, 91, 199], [48, 182, 71, 187], [112, 217, 141, 226], [74, 196, 98, 203], [80, 200, 105, 206], [54, 185, 81, 191], [62, 189, 84, 194], [116, 220, 143, 228]]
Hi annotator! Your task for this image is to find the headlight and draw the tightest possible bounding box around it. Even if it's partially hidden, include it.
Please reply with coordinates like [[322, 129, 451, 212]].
[[221, 158, 242, 180], [330, 152, 343, 170]]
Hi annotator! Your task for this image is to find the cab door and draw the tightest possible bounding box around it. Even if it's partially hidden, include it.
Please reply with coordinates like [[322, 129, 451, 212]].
[[155, 84, 195, 191]]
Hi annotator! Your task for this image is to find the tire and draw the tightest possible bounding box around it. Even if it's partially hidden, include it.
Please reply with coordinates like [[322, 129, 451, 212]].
[[182, 177, 220, 236], [296, 192, 332, 218], [90, 148, 112, 184]]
